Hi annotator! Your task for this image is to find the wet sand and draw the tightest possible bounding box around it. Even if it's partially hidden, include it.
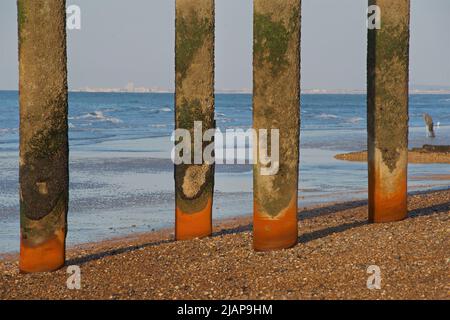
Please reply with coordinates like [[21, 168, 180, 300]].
[[0, 189, 449, 300], [335, 149, 450, 164]]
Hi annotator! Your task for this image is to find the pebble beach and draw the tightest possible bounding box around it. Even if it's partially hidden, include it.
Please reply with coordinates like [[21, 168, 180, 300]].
[[1, 189, 448, 300]]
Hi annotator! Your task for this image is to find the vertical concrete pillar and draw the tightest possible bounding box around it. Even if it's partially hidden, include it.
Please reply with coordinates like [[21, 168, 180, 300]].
[[253, 0, 301, 250], [367, 0, 410, 222], [18, 0, 69, 272], [175, 0, 215, 240]]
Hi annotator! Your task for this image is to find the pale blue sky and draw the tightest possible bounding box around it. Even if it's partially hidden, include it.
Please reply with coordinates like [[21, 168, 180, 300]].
[[0, 0, 449, 90]]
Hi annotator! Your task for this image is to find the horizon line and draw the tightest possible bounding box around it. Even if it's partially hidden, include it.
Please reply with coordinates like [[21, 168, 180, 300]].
[[1, 89, 450, 95]]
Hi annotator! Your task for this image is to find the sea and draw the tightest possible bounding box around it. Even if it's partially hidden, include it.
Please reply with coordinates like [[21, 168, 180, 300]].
[[0, 91, 449, 252]]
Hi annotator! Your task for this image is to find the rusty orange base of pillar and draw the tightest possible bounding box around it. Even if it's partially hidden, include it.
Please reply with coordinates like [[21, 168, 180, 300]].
[[253, 198, 298, 251], [369, 168, 408, 223], [175, 197, 212, 241], [19, 229, 66, 273], [369, 190, 408, 223]]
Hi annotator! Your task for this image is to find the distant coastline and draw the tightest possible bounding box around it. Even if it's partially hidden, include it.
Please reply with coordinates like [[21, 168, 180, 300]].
[[70, 86, 450, 94], [1, 88, 449, 94]]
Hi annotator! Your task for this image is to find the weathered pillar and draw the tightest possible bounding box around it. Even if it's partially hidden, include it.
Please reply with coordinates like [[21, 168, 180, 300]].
[[175, 0, 215, 240], [253, 0, 301, 250], [367, 0, 410, 222], [18, 0, 69, 272]]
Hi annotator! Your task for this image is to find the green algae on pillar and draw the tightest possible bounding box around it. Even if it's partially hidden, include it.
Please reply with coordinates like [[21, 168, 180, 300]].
[[18, 0, 69, 272], [175, 0, 215, 240], [367, 0, 410, 223], [253, 0, 301, 251]]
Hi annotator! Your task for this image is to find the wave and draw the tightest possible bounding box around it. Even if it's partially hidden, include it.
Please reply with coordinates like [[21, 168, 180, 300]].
[[317, 113, 339, 119], [99, 107, 120, 112], [0, 128, 18, 135], [143, 107, 172, 114], [71, 111, 123, 124], [346, 117, 364, 123]]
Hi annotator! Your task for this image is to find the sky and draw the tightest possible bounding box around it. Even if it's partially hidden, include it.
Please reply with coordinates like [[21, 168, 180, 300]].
[[0, 0, 449, 91]]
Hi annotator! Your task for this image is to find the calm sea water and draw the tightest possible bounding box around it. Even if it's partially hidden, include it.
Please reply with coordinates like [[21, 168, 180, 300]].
[[0, 91, 449, 252]]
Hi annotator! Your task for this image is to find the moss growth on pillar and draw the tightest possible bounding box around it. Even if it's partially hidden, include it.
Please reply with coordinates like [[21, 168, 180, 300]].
[[18, 0, 68, 261], [254, 14, 290, 75], [175, 0, 215, 219], [176, 14, 211, 83], [367, 0, 410, 173], [367, 0, 410, 223], [17, 0, 27, 30], [253, 0, 301, 219]]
